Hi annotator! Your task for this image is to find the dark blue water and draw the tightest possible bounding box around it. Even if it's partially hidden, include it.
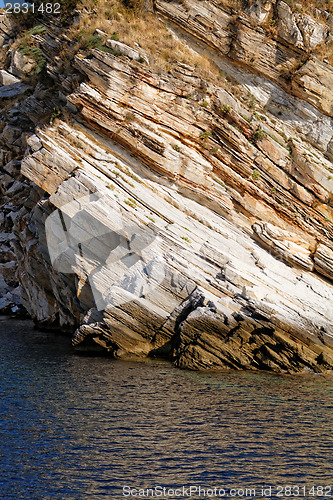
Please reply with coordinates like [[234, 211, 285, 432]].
[[0, 318, 332, 500]]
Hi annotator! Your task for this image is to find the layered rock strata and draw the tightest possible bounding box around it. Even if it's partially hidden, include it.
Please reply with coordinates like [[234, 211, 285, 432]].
[[1, 2, 333, 372]]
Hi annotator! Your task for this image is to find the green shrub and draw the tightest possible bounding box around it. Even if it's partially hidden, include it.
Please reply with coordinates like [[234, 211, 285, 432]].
[[18, 44, 46, 75], [200, 130, 212, 140], [78, 32, 116, 54], [50, 107, 62, 123], [240, 113, 252, 123], [252, 129, 264, 143], [214, 177, 225, 187], [125, 198, 137, 208], [220, 105, 231, 114], [248, 93, 256, 109], [28, 24, 47, 36]]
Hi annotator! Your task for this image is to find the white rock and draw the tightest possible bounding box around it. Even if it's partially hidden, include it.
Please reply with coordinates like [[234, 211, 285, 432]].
[[0, 69, 20, 86], [105, 39, 149, 64]]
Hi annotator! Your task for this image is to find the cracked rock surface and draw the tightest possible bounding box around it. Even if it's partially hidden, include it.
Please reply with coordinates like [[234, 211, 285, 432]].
[[1, 3, 333, 373]]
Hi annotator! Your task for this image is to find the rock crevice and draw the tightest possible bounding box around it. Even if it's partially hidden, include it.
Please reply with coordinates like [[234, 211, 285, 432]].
[[1, 3, 333, 373]]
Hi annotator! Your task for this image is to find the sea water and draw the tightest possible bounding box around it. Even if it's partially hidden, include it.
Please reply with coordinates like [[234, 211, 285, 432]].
[[0, 318, 332, 499]]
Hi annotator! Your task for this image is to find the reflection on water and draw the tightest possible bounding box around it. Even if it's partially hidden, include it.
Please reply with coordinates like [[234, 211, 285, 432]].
[[0, 318, 332, 499]]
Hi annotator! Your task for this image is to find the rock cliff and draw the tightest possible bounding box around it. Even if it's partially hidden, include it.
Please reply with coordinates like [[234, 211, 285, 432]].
[[1, 0, 333, 373]]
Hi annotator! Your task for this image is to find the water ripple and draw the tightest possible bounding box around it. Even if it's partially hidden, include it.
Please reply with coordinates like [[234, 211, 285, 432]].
[[0, 318, 332, 499]]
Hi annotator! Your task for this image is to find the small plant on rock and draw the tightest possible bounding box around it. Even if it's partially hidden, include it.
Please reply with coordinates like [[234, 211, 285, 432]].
[[77, 32, 115, 54], [200, 130, 212, 140], [252, 129, 264, 143], [252, 170, 261, 181], [220, 105, 231, 114], [248, 93, 256, 109], [19, 45, 46, 75], [50, 107, 62, 123], [125, 198, 137, 208], [28, 24, 47, 36]]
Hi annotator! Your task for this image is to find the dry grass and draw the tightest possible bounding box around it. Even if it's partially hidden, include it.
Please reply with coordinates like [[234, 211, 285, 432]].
[[70, 0, 333, 79], [65, 0, 223, 81], [283, 0, 333, 13], [260, 0, 333, 64], [313, 38, 333, 65]]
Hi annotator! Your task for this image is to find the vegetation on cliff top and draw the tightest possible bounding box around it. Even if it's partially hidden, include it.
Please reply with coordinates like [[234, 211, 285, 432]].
[[6, 0, 333, 86], [5, 0, 224, 83]]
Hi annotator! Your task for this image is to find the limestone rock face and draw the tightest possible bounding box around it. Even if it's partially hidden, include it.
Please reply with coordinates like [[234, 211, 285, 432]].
[[276, 1, 328, 49], [17, 111, 333, 372], [156, 0, 333, 118], [295, 13, 329, 49], [0, 13, 15, 40], [105, 39, 149, 64], [0, 54, 62, 317], [277, 1, 304, 48], [245, 0, 273, 25], [0, 82, 30, 100], [1, 4, 333, 373], [0, 156, 29, 315], [292, 58, 333, 116], [155, 0, 231, 55], [252, 222, 314, 271], [314, 244, 333, 279]]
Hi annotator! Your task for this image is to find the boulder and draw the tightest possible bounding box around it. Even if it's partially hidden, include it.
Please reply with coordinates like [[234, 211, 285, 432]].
[[295, 13, 329, 48], [276, 1, 303, 48]]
